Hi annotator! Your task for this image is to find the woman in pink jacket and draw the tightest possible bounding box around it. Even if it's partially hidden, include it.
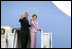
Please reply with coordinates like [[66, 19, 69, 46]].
[[30, 14, 41, 48]]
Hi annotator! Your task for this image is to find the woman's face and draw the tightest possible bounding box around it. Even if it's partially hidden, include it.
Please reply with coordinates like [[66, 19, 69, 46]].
[[32, 16, 37, 20]]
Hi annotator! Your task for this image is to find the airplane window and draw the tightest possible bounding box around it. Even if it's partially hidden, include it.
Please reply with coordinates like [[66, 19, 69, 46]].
[[1, 29, 5, 35]]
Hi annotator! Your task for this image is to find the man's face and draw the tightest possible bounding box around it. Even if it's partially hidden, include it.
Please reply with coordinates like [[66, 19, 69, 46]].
[[25, 12, 29, 19]]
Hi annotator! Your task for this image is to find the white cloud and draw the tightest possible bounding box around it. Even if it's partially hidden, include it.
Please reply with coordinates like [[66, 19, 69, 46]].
[[52, 1, 71, 17]]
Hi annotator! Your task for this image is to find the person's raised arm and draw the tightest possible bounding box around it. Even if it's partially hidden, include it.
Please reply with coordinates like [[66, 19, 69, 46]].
[[19, 15, 24, 22]]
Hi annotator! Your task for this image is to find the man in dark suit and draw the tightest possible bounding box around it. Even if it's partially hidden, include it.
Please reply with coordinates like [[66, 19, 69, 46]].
[[19, 12, 31, 48]]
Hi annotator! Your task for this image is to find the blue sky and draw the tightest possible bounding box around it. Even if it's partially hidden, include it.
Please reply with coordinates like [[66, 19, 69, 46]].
[[1, 1, 71, 48]]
